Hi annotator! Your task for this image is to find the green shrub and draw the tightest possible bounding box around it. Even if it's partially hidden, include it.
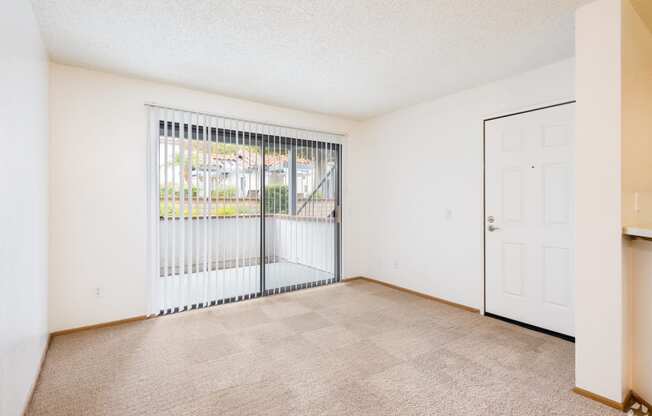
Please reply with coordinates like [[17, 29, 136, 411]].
[[211, 186, 237, 199], [216, 206, 237, 216], [265, 185, 288, 214], [159, 185, 198, 198]]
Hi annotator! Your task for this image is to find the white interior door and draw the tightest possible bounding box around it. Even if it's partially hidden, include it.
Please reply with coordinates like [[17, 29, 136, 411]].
[[485, 103, 575, 337]]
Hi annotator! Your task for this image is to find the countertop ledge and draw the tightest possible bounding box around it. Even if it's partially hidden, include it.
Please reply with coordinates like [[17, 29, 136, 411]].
[[623, 225, 652, 240]]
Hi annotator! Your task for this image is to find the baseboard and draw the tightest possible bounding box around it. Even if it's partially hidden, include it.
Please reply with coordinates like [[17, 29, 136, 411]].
[[343, 276, 480, 313], [22, 334, 51, 416], [50, 315, 148, 337], [572, 387, 630, 411], [632, 391, 651, 412]]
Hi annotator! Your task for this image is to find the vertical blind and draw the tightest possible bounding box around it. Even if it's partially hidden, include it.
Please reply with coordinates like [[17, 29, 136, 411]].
[[146, 105, 342, 315]]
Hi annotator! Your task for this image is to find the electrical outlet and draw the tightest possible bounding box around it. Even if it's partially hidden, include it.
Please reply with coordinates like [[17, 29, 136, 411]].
[[95, 287, 102, 298]]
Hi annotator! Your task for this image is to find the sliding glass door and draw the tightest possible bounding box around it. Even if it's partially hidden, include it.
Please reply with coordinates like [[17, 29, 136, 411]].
[[263, 134, 339, 294], [156, 113, 262, 313], [149, 106, 340, 315]]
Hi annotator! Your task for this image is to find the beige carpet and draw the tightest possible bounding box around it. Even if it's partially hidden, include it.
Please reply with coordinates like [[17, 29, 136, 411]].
[[28, 280, 619, 415]]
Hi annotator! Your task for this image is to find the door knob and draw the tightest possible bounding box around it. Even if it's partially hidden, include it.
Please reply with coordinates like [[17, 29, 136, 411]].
[[488, 224, 500, 232]]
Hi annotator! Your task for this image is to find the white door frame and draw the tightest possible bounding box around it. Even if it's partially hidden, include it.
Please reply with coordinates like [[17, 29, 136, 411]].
[[482, 100, 576, 341]]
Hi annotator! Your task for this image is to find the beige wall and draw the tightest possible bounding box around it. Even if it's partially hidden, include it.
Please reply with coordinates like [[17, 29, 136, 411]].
[[49, 63, 358, 332], [575, 0, 652, 403], [575, 0, 627, 402], [623, 0, 652, 227], [629, 239, 652, 401], [622, 0, 652, 402]]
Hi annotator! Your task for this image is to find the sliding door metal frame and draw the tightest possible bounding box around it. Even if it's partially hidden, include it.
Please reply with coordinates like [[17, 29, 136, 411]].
[[289, 145, 297, 215], [261, 140, 342, 294], [335, 143, 342, 282], [260, 129, 266, 297]]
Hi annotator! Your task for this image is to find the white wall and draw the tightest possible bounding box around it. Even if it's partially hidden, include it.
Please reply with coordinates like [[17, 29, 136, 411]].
[[347, 59, 575, 310], [49, 63, 358, 332], [0, 2, 49, 416], [575, 0, 627, 403]]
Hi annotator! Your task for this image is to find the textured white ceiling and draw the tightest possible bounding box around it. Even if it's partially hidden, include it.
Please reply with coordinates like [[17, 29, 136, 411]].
[[31, 0, 590, 120]]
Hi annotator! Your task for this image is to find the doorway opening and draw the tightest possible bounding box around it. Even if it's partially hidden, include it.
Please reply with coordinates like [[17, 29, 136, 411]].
[[483, 101, 576, 340]]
